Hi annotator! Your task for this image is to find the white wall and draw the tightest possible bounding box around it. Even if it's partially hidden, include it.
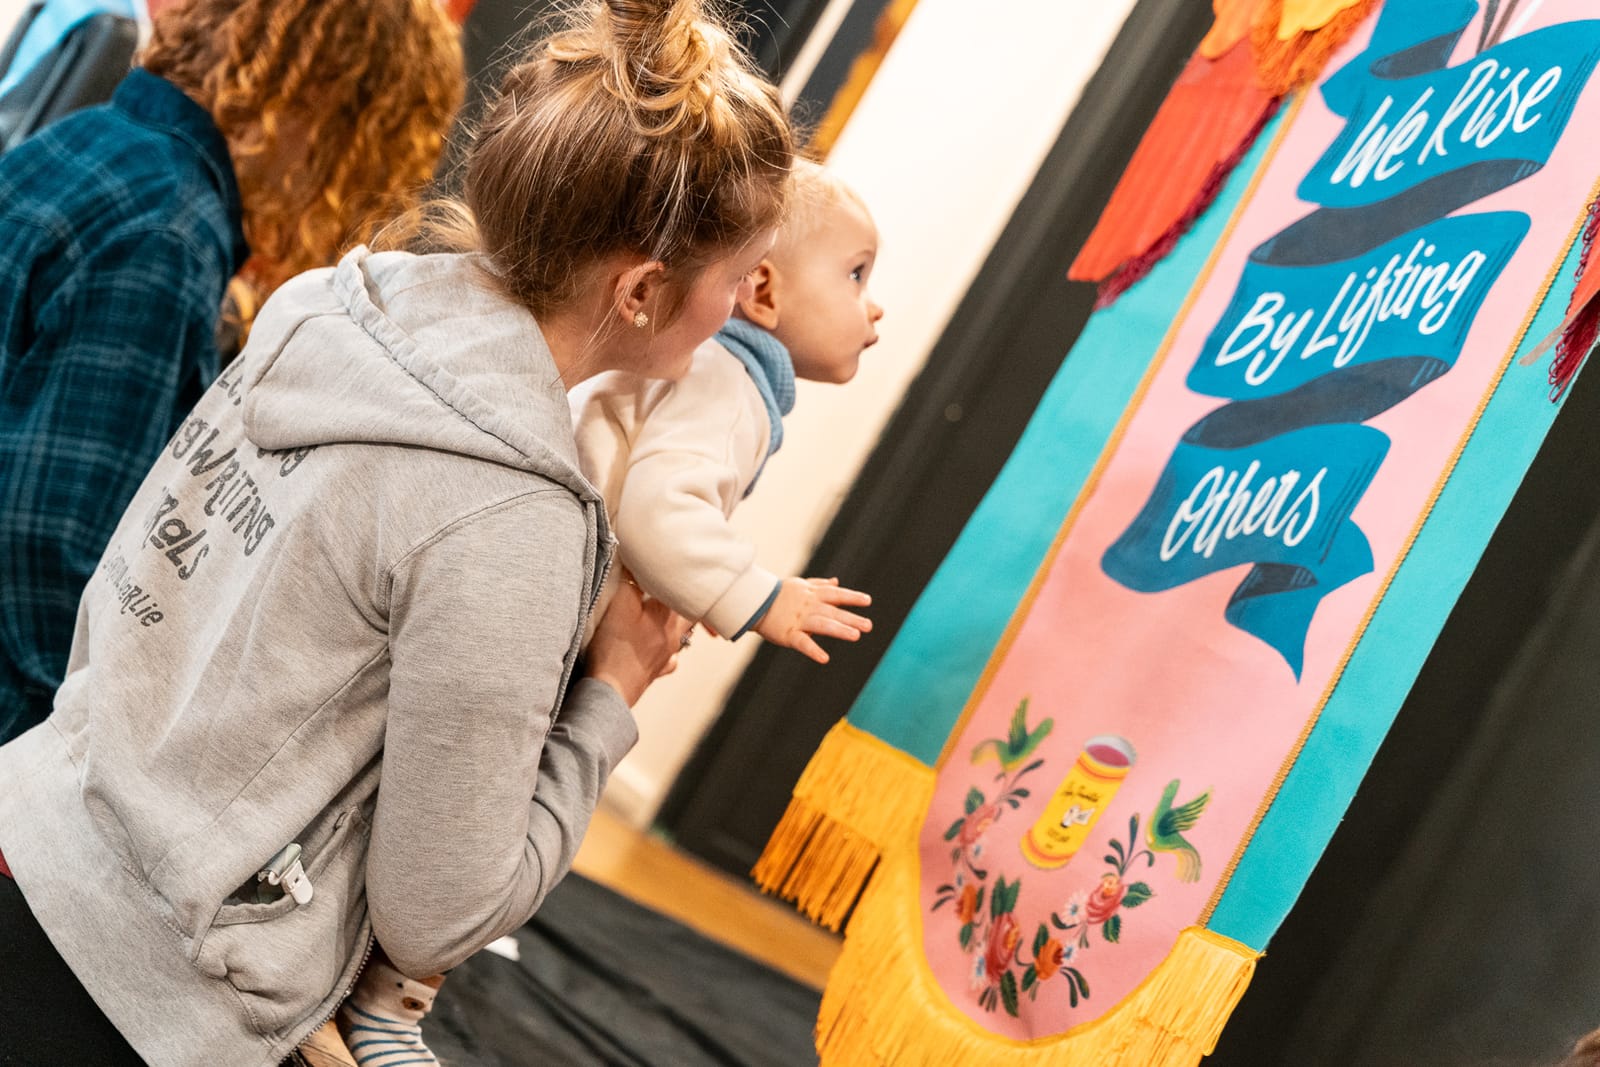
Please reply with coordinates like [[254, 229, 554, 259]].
[[603, 0, 1141, 826], [0, 1, 29, 41]]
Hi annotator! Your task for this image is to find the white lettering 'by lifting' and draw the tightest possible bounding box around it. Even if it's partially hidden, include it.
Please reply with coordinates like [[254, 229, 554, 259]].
[[1212, 238, 1486, 388]]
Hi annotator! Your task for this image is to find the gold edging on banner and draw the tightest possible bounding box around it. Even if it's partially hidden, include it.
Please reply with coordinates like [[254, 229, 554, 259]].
[[752, 720, 936, 931], [930, 93, 1307, 773], [1198, 175, 1600, 924], [817, 848, 1261, 1066]]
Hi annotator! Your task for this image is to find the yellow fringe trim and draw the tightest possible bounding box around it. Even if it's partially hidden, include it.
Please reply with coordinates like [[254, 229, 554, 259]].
[[819, 852, 1260, 1066], [752, 721, 935, 931]]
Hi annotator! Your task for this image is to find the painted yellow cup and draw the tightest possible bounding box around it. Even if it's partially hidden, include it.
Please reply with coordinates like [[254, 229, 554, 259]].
[[1019, 735, 1137, 870]]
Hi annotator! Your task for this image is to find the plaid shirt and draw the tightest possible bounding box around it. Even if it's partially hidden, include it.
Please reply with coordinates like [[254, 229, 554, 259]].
[[0, 69, 248, 739]]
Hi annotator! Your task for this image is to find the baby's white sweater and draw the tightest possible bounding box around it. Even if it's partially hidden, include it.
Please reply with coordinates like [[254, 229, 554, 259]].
[[571, 338, 783, 639]]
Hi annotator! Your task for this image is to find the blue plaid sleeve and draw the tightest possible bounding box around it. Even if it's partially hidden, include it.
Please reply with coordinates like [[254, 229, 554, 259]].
[[0, 224, 221, 737]]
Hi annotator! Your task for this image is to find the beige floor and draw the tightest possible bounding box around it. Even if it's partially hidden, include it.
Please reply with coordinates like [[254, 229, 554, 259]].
[[571, 807, 842, 991]]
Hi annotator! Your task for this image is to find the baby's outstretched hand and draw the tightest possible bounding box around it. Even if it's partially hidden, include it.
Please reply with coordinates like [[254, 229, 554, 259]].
[[754, 577, 872, 664]]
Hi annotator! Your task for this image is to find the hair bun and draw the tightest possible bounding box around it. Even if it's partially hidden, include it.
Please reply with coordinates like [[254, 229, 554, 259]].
[[601, 0, 697, 59], [548, 0, 734, 136]]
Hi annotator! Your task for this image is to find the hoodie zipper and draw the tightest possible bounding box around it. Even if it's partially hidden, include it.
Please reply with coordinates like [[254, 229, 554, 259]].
[[552, 509, 614, 713], [286, 926, 375, 1059]]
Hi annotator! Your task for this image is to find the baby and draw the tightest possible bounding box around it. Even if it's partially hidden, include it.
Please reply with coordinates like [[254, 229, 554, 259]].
[[572, 160, 886, 662]]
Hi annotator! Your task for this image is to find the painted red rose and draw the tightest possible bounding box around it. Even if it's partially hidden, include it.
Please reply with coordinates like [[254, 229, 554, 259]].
[[957, 802, 1001, 849], [955, 883, 980, 925], [1034, 937, 1065, 982], [1085, 873, 1126, 925], [983, 912, 1021, 983]]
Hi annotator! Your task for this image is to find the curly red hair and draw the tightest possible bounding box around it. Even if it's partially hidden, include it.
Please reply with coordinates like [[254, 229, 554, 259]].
[[142, 0, 464, 296]]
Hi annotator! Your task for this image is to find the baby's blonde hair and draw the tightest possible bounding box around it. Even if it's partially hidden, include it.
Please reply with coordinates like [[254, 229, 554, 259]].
[[772, 159, 867, 260]]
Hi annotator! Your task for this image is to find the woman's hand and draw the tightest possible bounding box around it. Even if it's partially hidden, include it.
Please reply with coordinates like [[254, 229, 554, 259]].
[[584, 579, 693, 705]]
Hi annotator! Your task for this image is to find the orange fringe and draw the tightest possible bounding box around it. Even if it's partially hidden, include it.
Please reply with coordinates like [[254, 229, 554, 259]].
[[1200, 0, 1268, 60], [1278, 0, 1371, 38], [1250, 0, 1381, 95]]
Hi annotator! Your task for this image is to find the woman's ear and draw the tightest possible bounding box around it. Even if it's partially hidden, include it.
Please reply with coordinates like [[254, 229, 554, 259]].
[[614, 259, 668, 328], [736, 262, 780, 330]]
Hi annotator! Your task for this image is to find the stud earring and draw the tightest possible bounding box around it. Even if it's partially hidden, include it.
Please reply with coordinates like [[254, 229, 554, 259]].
[[633, 311, 649, 329]]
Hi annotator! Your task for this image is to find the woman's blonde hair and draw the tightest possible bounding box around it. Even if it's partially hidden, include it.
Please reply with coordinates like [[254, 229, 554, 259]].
[[141, 0, 465, 296], [437, 0, 793, 320]]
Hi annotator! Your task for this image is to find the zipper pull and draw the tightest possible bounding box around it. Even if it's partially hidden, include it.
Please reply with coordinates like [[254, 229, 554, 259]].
[[257, 842, 315, 906]]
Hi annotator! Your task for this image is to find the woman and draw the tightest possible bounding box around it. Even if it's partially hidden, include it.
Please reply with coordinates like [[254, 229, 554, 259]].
[[0, 1, 793, 1064]]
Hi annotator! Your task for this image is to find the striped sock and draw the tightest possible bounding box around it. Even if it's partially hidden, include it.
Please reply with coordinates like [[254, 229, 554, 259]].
[[337, 960, 441, 1067]]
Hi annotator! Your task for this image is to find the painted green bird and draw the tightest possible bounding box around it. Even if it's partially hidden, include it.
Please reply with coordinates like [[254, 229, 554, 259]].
[[1148, 779, 1211, 883], [969, 697, 1053, 772]]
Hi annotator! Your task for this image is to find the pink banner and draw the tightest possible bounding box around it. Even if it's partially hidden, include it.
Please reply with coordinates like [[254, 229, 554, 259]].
[[921, 1, 1600, 1037]]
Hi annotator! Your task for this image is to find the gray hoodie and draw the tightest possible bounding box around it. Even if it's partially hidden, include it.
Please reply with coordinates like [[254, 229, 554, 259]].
[[0, 247, 632, 1067]]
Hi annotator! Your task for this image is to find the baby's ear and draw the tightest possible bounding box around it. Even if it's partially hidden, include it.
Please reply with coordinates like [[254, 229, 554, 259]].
[[736, 262, 781, 330]]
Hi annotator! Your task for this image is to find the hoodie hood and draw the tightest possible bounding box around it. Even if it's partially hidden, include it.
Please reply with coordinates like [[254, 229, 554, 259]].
[[238, 246, 599, 505]]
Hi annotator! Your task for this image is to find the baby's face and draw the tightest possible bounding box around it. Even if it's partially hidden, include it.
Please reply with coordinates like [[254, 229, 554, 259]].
[[770, 197, 884, 384]]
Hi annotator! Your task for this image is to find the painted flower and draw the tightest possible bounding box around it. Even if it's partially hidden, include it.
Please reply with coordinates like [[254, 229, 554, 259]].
[[1086, 873, 1126, 925], [983, 913, 1021, 984], [1062, 941, 1078, 965], [955, 883, 980, 925], [1034, 937, 1065, 981], [1060, 890, 1088, 926], [958, 801, 1001, 850]]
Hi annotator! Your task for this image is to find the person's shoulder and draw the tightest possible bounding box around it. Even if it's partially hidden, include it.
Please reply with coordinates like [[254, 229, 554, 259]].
[[693, 335, 739, 369], [11, 102, 184, 192], [0, 108, 120, 229], [621, 343, 763, 438], [571, 368, 659, 424], [684, 337, 764, 399], [1, 107, 221, 245]]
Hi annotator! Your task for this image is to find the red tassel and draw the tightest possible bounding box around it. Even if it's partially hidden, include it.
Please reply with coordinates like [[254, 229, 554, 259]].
[[1093, 98, 1280, 308], [1070, 40, 1280, 305], [1549, 201, 1600, 400]]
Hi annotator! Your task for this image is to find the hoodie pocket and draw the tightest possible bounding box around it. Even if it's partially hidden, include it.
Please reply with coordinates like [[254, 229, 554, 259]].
[[195, 808, 370, 1037]]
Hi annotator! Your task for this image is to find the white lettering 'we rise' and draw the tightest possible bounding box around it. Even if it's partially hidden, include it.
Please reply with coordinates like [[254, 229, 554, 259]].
[[1333, 58, 1561, 189]]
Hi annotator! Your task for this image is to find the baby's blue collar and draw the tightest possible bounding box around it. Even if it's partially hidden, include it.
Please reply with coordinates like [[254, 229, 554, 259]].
[[715, 318, 795, 462]]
